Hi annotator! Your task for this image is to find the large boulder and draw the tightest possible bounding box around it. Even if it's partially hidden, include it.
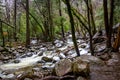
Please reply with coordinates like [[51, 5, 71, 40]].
[[54, 59, 72, 76], [72, 57, 89, 75], [78, 55, 105, 65]]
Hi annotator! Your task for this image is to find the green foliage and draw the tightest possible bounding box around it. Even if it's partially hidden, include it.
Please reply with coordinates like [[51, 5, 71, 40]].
[[114, 4, 120, 24], [95, 6, 104, 30], [19, 13, 26, 42]]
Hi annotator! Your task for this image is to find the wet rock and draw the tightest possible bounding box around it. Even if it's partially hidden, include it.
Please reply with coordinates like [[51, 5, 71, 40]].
[[31, 40, 37, 44], [0, 73, 15, 79], [59, 53, 66, 59], [42, 63, 55, 69], [72, 58, 89, 75], [54, 59, 72, 76], [42, 57, 53, 62], [37, 51, 43, 56], [13, 59, 20, 63], [17, 70, 35, 80], [0, 47, 4, 52], [26, 52, 33, 57], [20, 54, 27, 58], [24, 78, 32, 80], [0, 54, 4, 60], [30, 48, 36, 52], [18, 46, 22, 49], [18, 49, 24, 53], [37, 60, 45, 63], [80, 45, 86, 48], [40, 48, 47, 52], [55, 43, 62, 48], [12, 50, 19, 55], [53, 56, 60, 62], [68, 53, 77, 58], [54, 40, 63, 48], [11, 48, 15, 51]]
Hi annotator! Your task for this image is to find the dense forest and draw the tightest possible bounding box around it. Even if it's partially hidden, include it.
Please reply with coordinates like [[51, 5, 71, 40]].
[[0, 0, 120, 80]]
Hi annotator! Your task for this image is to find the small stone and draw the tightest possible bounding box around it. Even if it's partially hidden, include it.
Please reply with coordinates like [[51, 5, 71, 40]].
[[24, 78, 32, 80], [53, 56, 60, 62], [18, 46, 22, 49], [37, 51, 43, 56], [18, 49, 24, 53], [55, 43, 62, 48], [13, 59, 20, 63], [0, 46, 4, 52], [11, 48, 15, 51], [80, 45, 86, 48], [26, 52, 33, 57], [59, 53, 66, 59], [42, 57, 53, 62]]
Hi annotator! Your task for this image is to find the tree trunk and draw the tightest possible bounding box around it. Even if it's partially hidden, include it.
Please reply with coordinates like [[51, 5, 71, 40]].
[[14, 0, 17, 41], [89, 1, 96, 35], [113, 26, 120, 51], [47, 0, 54, 42], [65, 0, 80, 56], [58, 0, 65, 39], [26, 0, 30, 47], [103, 0, 114, 48], [86, 0, 94, 55], [0, 20, 5, 47]]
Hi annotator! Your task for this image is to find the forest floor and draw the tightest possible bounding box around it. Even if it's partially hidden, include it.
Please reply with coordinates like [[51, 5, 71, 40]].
[[90, 52, 120, 80]]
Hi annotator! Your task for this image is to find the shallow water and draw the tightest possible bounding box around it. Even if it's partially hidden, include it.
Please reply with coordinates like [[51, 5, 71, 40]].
[[0, 39, 90, 71]]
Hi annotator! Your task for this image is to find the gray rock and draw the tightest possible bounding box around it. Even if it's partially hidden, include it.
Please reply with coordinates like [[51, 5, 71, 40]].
[[24, 78, 32, 80], [53, 56, 60, 62], [18, 49, 24, 53], [55, 43, 62, 48], [11, 48, 15, 51], [13, 59, 20, 63], [54, 59, 72, 76], [18, 46, 22, 49], [59, 53, 66, 59], [0, 46, 4, 52], [78, 55, 105, 65], [0, 74, 15, 79], [42, 57, 53, 62], [80, 45, 86, 48], [72, 57, 89, 75], [37, 51, 43, 56], [26, 52, 33, 57], [30, 48, 35, 52], [12, 50, 19, 55]]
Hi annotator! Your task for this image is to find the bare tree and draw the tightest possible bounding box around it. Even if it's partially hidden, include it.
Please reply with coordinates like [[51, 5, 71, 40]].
[[64, 0, 80, 56], [26, 0, 30, 47], [103, 0, 115, 48], [14, 0, 17, 41], [58, 0, 65, 39]]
